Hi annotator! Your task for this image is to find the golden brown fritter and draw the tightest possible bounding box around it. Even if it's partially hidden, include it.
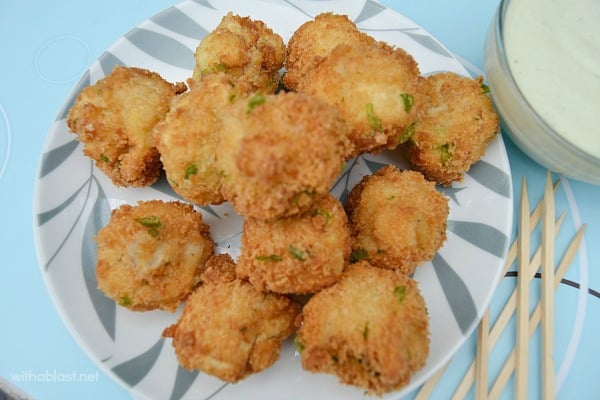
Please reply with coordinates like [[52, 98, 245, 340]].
[[296, 261, 429, 395], [67, 66, 186, 187], [162, 274, 301, 383], [237, 193, 351, 294], [346, 166, 449, 275], [95, 200, 214, 312], [219, 91, 353, 220], [192, 12, 285, 93], [200, 253, 237, 285], [283, 12, 376, 91], [298, 43, 422, 156], [406, 72, 499, 185], [154, 74, 253, 206]]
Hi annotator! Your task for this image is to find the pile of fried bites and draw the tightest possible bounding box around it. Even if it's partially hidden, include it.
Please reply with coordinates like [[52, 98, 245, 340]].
[[67, 12, 499, 395]]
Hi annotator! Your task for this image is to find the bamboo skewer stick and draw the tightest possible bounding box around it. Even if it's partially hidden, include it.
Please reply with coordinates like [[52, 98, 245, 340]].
[[515, 177, 531, 400], [541, 172, 556, 399], [488, 226, 586, 400], [475, 310, 490, 399], [416, 179, 562, 400]]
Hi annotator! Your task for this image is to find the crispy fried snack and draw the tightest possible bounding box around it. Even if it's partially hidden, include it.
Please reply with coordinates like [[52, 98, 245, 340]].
[[154, 74, 253, 206], [67, 66, 186, 187], [237, 193, 351, 294], [346, 166, 448, 275], [298, 43, 422, 156], [219, 91, 353, 220], [199, 253, 238, 284], [192, 12, 285, 93], [406, 72, 499, 185], [163, 258, 301, 382], [95, 200, 214, 312], [297, 261, 429, 395], [283, 12, 376, 91]]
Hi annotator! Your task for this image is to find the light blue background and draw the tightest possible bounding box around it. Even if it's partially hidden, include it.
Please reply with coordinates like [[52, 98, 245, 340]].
[[1, 1, 598, 399]]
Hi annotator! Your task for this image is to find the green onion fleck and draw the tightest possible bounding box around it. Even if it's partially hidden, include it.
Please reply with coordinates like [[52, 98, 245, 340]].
[[366, 103, 382, 133], [135, 216, 162, 237], [349, 248, 368, 263], [119, 295, 132, 307], [397, 121, 417, 144], [247, 93, 266, 114], [481, 83, 490, 94], [440, 143, 452, 164], [185, 163, 198, 179], [394, 285, 407, 303], [400, 93, 414, 113], [288, 245, 308, 261], [255, 254, 283, 262], [100, 153, 109, 163], [362, 322, 369, 339], [294, 334, 305, 353]]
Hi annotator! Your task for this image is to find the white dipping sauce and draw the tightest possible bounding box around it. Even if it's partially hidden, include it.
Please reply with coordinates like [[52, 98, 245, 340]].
[[503, 0, 600, 157]]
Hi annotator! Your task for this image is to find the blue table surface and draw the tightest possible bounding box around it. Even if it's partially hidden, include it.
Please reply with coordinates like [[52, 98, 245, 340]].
[[1, 1, 599, 399]]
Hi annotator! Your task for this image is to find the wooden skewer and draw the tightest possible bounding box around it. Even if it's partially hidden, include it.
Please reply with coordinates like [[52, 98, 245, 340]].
[[414, 363, 449, 400], [541, 172, 556, 399], [475, 310, 490, 399], [424, 180, 561, 400], [516, 177, 531, 400], [451, 212, 566, 400], [488, 226, 586, 400]]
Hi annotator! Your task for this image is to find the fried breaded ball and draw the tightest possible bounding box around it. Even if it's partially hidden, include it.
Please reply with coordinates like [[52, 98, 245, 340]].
[[154, 74, 253, 206], [237, 193, 351, 294], [162, 270, 301, 382], [406, 72, 499, 185], [283, 12, 376, 91], [200, 253, 238, 284], [298, 43, 422, 156], [95, 200, 214, 312], [67, 66, 186, 187], [296, 261, 429, 395], [346, 166, 448, 275], [192, 12, 285, 93], [219, 91, 353, 220]]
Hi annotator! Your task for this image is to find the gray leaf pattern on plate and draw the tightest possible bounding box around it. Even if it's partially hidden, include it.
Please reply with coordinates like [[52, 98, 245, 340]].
[[447, 220, 508, 258], [56, 71, 90, 121], [99, 51, 125, 76], [112, 338, 165, 386], [152, 6, 210, 40], [81, 176, 115, 340], [169, 366, 199, 400], [467, 159, 511, 198], [401, 31, 452, 58], [354, 0, 385, 23], [431, 253, 477, 334], [125, 28, 195, 70], [38, 139, 78, 178]]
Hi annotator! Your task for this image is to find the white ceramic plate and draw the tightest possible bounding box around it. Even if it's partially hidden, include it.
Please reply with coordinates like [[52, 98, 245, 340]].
[[33, 1, 513, 399]]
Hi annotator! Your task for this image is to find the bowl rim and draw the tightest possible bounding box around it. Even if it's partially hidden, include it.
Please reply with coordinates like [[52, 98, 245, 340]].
[[494, 0, 600, 167]]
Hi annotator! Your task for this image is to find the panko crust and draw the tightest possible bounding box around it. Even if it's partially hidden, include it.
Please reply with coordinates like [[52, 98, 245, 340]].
[[67, 66, 186, 187], [192, 12, 285, 93], [406, 72, 499, 185], [163, 278, 301, 383], [237, 193, 351, 294], [200, 253, 238, 285], [219, 91, 353, 220], [297, 261, 430, 395], [154, 75, 253, 206], [283, 12, 376, 91], [298, 43, 422, 157], [346, 166, 449, 275], [95, 200, 214, 312]]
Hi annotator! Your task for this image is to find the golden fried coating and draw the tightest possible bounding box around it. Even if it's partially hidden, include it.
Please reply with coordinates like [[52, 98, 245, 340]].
[[95, 200, 214, 312], [346, 166, 448, 275], [67, 66, 186, 187], [192, 12, 285, 93], [200, 253, 237, 285], [283, 12, 376, 91], [154, 74, 253, 206], [163, 276, 301, 382], [219, 91, 353, 220], [237, 193, 351, 294], [406, 72, 499, 185], [297, 261, 429, 395], [298, 43, 422, 156]]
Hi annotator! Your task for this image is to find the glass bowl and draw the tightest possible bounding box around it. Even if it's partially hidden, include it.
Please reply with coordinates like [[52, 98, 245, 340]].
[[484, 0, 600, 185]]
